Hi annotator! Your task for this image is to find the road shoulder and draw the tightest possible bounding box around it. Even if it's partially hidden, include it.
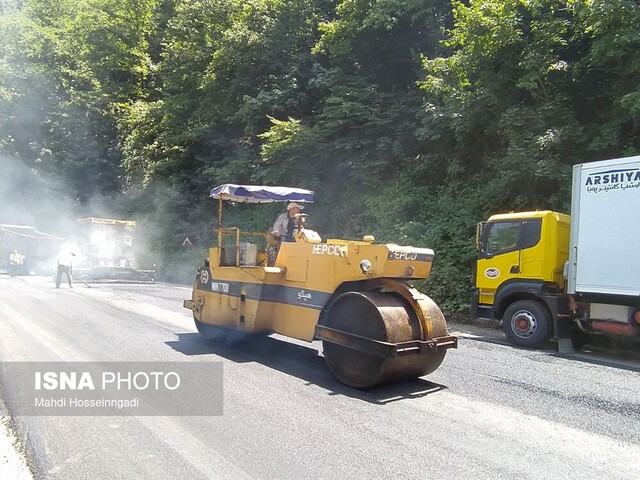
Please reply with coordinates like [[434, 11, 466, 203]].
[[0, 399, 33, 479], [448, 320, 640, 371]]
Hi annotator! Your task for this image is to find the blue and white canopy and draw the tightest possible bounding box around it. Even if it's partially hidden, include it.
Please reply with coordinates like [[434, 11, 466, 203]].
[[209, 184, 314, 203]]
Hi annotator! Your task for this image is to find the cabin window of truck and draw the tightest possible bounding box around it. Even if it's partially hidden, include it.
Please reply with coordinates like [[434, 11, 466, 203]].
[[486, 222, 520, 255], [485, 219, 542, 256], [520, 219, 542, 250]]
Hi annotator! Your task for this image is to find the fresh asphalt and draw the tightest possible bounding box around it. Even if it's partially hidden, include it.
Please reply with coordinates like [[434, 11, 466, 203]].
[[0, 276, 639, 479]]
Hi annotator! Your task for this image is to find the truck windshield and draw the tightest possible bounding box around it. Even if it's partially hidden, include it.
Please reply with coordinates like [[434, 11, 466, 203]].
[[483, 219, 542, 257], [486, 221, 520, 256]]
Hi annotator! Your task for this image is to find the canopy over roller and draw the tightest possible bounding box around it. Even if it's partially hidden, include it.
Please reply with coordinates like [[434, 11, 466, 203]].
[[209, 184, 314, 204]]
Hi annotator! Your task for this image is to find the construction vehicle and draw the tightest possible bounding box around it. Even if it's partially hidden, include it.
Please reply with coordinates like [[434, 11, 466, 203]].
[[472, 155, 640, 352], [184, 184, 456, 388], [75, 217, 155, 282], [0, 224, 63, 275]]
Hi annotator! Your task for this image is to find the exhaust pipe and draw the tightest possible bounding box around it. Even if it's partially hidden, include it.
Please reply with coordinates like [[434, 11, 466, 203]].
[[590, 320, 639, 337]]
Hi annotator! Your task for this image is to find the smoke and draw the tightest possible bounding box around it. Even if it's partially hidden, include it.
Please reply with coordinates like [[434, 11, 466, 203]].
[[120, 179, 212, 284], [0, 7, 207, 283], [0, 156, 128, 238], [0, 155, 77, 235], [0, 154, 212, 283]]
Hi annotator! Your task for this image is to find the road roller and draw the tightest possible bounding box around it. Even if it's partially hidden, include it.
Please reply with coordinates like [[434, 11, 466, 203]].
[[183, 184, 457, 388]]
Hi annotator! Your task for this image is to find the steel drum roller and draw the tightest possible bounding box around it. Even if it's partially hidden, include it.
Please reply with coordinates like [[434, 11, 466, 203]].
[[322, 291, 448, 388]]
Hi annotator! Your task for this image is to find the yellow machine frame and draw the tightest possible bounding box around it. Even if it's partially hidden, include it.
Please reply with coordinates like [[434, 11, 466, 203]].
[[184, 185, 457, 387]]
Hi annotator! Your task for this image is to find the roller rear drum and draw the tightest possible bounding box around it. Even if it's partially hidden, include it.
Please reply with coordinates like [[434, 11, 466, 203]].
[[321, 291, 448, 388]]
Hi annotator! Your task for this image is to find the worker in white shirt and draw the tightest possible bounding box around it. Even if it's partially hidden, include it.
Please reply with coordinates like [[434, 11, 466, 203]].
[[56, 249, 76, 288]]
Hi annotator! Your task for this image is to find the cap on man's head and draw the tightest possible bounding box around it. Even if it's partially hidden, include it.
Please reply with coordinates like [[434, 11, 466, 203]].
[[287, 203, 304, 211]]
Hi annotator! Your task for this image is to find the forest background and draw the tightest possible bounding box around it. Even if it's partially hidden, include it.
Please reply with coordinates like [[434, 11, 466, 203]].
[[1, 0, 639, 314]]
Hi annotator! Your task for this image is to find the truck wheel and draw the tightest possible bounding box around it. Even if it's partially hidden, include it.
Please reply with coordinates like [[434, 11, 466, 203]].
[[503, 300, 552, 349]]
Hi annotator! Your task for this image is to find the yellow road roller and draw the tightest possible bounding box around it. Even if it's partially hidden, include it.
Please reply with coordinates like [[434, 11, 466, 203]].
[[184, 184, 457, 388]]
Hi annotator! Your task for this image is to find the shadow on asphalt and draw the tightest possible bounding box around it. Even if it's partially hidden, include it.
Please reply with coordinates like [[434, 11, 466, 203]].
[[451, 322, 640, 372], [166, 332, 448, 405], [550, 351, 640, 373]]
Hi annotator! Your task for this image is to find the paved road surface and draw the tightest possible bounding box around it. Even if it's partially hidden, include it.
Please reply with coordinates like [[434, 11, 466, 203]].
[[0, 276, 639, 479]]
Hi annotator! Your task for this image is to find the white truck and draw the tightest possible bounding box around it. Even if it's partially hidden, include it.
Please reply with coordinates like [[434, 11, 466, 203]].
[[473, 155, 640, 351]]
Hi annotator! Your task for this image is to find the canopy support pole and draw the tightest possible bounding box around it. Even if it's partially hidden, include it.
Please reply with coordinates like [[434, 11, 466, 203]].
[[217, 196, 223, 248]]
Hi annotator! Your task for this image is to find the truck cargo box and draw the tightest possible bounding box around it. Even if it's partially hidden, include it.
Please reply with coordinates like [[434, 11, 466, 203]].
[[568, 156, 640, 297]]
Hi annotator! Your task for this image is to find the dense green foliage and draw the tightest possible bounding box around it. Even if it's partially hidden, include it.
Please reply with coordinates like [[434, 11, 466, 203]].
[[2, 0, 640, 311]]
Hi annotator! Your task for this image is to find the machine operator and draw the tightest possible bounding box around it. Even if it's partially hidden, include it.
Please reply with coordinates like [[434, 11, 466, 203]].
[[271, 202, 304, 242]]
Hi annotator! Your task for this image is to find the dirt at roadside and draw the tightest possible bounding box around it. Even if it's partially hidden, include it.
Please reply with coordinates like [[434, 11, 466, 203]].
[[0, 400, 33, 479]]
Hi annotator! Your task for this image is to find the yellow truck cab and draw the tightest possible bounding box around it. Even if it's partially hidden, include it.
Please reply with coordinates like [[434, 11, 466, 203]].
[[472, 211, 573, 348]]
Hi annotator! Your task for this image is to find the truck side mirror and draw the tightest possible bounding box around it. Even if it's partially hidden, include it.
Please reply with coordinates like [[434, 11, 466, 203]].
[[476, 222, 487, 253]]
